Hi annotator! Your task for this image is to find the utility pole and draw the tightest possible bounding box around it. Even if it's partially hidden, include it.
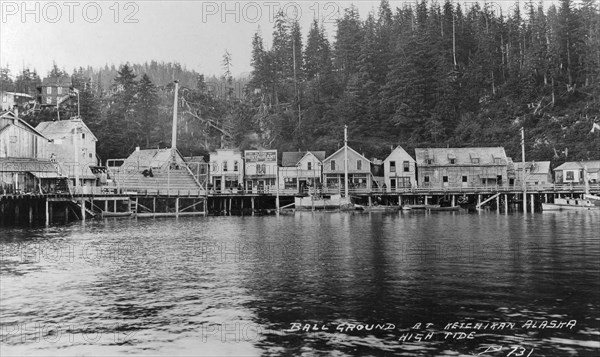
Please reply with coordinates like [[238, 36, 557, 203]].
[[171, 80, 179, 163], [521, 127, 527, 212], [344, 125, 349, 198]]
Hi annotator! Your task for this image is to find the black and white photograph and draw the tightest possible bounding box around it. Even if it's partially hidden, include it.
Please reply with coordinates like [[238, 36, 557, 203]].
[[1, 0, 599, 356]]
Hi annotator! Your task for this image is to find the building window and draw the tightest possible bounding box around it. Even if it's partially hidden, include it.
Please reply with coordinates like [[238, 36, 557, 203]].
[[46, 97, 52, 104], [450, 158, 456, 164], [424, 176, 430, 183], [566, 171, 574, 180], [89, 153, 93, 158], [403, 161, 410, 172], [223, 161, 228, 171], [390, 161, 396, 172], [462, 176, 468, 183], [357, 160, 362, 170], [426, 159, 433, 165], [494, 158, 502, 164], [331, 160, 336, 170], [46, 87, 51, 95], [81, 133, 85, 139], [471, 158, 480, 164], [57, 87, 63, 95], [443, 176, 448, 183], [234, 160, 238, 171], [509, 178, 515, 185], [307, 162, 312, 171], [257, 164, 266, 174]]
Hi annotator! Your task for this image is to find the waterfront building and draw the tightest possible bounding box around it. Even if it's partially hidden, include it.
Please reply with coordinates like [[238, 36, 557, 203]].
[[414, 147, 509, 188], [109, 148, 202, 194], [323, 146, 373, 192], [36, 118, 99, 190], [244, 149, 278, 193], [383, 146, 417, 191], [279, 151, 325, 193], [554, 160, 600, 184], [37, 75, 72, 106], [0, 111, 66, 194], [514, 161, 553, 186], [208, 149, 243, 192]]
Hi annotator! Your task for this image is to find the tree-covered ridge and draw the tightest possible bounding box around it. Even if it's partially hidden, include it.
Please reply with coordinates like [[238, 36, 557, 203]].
[[247, 0, 600, 162], [1, 0, 598, 165]]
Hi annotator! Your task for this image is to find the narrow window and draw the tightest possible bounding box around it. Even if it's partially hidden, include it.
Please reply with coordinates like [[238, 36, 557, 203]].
[[331, 160, 336, 170], [424, 176, 430, 183], [307, 162, 312, 171], [403, 161, 410, 172], [357, 160, 362, 170], [443, 176, 448, 183], [450, 158, 456, 164], [390, 161, 396, 172], [234, 160, 238, 171], [223, 161, 228, 172], [462, 176, 468, 183]]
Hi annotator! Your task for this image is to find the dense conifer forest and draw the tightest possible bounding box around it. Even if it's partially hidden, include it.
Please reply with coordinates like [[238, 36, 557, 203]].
[[1, 0, 598, 164]]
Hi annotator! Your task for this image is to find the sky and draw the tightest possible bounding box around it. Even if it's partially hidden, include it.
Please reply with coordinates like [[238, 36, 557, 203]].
[[1, 0, 540, 79]]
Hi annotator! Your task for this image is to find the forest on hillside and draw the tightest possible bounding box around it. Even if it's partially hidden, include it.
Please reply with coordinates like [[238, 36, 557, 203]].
[[1, 0, 599, 165]]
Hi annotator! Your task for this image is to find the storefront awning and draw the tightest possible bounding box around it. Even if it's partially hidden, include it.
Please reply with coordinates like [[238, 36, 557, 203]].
[[30, 171, 66, 179]]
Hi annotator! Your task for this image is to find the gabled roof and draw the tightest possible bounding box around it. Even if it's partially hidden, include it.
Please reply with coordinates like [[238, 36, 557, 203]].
[[554, 160, 600, 172], [414, 147, 507, 165], [514, 161, 551, 175], [36, 118, 97, 141], [41, 76, 72, 86], [281, 151, 326, 167], [0, 111, 48, 139], [383, 146, 415, 163], [121, 148, 184, 170], [323, 145, 370, 163]]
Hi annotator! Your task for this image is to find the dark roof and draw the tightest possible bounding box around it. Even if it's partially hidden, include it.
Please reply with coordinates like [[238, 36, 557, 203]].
[[554, 160, 600, 172], [415, 147, 507, 165], [36, 118, 97, 141], [281, 151, 326, 167], [0, 158, 59, 173]]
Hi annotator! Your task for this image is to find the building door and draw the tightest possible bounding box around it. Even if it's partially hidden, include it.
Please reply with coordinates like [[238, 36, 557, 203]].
[[390, 178, 396, 192], [246, 180, 253, 192], [258, 180, 265, 193], [299, 179, 307, 194], [214, 178, 222, 192]]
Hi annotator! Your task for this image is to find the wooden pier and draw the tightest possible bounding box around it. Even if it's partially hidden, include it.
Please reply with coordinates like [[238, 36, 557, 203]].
[[1, 183, 598, 225]]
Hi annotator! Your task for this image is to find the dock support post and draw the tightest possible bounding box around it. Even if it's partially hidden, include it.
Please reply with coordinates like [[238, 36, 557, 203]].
[[104, 200, 108, 213], [45, 199, 50, 226], [452, 195, 456, 207], [368, 196, 372, 207], [114, 200, 117, 213], [81, 198, 86, 221], [496, 194, 500, 212], [477, 194, 481, 207], [504, 194, 508, 213], [153, 197, 156, 217], [175, 197, 179, 217], [424, 196, 428, 205], [251, 197, 255, 216], [530, 194, 535, 213], [15, 203, 19, 222], [29, 204, 33, 224], [65, 205, 69, 224], [229, 198, 232, 214]]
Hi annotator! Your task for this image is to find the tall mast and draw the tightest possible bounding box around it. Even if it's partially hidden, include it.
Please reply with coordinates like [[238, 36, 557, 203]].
[[344, 125, 349, 198], [521, 127, 527, 212], [171, 80, 179, 160]]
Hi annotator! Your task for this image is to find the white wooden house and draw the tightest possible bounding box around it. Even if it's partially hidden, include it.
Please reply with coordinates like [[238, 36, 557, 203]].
[[209, 149, 243, 192], [554, 160, 600, 184], [322, 146, 372, 192], [36, 118, 99, 189], [279, 151, 325, 193], [383, 146, 417, 191], [244, 149, 278, 193]]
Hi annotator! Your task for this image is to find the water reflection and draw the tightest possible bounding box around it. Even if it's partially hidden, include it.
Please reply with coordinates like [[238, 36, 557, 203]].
[[1, 211, 599, 356]]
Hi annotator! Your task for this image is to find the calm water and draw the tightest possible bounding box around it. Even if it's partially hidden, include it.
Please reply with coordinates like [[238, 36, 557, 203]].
[[1, 211, 599, 356]]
